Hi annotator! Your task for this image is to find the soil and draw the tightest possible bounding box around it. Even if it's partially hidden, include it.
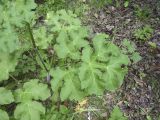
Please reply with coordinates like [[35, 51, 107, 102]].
[[85, 0, 160, 120]]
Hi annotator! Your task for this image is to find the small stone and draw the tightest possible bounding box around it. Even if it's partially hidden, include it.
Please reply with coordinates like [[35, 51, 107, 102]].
[[106, 25, 114, 31], [94, 13, 98, 18]]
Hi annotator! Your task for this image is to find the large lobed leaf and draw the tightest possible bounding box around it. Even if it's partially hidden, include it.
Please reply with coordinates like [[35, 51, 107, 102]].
[[0, 0, 36, 27], [46, 10, 81, 32], [14, 79, 50, 102], [51, 33, 130, 101], [0, 0, 36, 52], [46, 9, 88, 60], [0, 87, 14, 105], [0, 27, 19, 53], [51, 67, 85, 101], [79, 34, 130, 95], [33, 27, 53, 49], [0, 53, 18, 81], [0, 0, 36, 81], [54, 29, 88, 59], [14, 101, 45, 120], [0, 109, 9, 120]]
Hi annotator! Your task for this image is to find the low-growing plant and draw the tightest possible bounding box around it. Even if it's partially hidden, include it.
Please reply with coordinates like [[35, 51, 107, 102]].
[[0, 0, 141, 120], [134, 5, 151, 20], [121, 39, 142, 63], [109, 106, 128, 120], [133, 25, 153, 41], [148, 42, 157, 49]]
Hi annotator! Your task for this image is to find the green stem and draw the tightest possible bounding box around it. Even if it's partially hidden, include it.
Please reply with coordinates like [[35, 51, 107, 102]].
[[26, 22, 49, 74]]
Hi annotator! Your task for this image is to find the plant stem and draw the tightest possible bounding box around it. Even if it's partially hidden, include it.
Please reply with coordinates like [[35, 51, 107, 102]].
[[9, 74, 19, 83], [26, 22, 49, 74]]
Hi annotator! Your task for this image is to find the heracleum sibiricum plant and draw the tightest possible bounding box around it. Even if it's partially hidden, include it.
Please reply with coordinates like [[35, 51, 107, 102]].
[[0, 0, 140, 120]]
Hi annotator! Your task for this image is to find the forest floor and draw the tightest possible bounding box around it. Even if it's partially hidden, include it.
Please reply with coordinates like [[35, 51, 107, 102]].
[[85, 0, 160, 120]]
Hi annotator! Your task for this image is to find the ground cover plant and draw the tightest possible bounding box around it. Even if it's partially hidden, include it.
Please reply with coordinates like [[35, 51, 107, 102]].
[[133, 25, 153, 41], [0, 0, 160, 120]]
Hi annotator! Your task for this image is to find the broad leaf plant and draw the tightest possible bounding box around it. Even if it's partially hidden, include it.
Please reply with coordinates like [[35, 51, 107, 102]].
[[0, 0, 140, 120]]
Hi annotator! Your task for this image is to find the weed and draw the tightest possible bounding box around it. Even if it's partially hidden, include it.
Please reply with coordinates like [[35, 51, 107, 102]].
[[133, 25, 153, 41], [134, 5, 151, 20], [0, 1, 142, 120]]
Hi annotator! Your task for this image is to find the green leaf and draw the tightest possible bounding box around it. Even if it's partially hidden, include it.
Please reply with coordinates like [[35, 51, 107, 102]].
[[1, 0, 36, 27], [54, 31, 72, 59], [46, 9, 88, 59], [0, 109, 9, 120], [50, 68, 65, 92], [60, 105, 69, 114], [79, 46, 105, 95], [46, 10, 81, 32], [0, 87, 14, 104], [122, 39, 136, 53], [14, 101, 45, 120], [79, 34, 130, 94], [109, 106, 128, 120], [0, 0, 36, 52], [13, 54, 37, 76], [102, 54, 129, 90], [14, 79, 50, 102], [121, 39, 141, 63], [147, 115, 152, 120], [148, 42, 157, 49], [124, 1, 129, 7], [60, 69, 84, 101], [43, 106, 71, 120], [0, 53, 18, 81], [93, 33, 116, 62], [0, 0, 36, 81], [33, 27, 53, 49], [0, 27, 19, 53], [134, 25, 153, 41], [131, 52, 142, 63], [54, 27, 88, 60], [51, 67, 85, 101]]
